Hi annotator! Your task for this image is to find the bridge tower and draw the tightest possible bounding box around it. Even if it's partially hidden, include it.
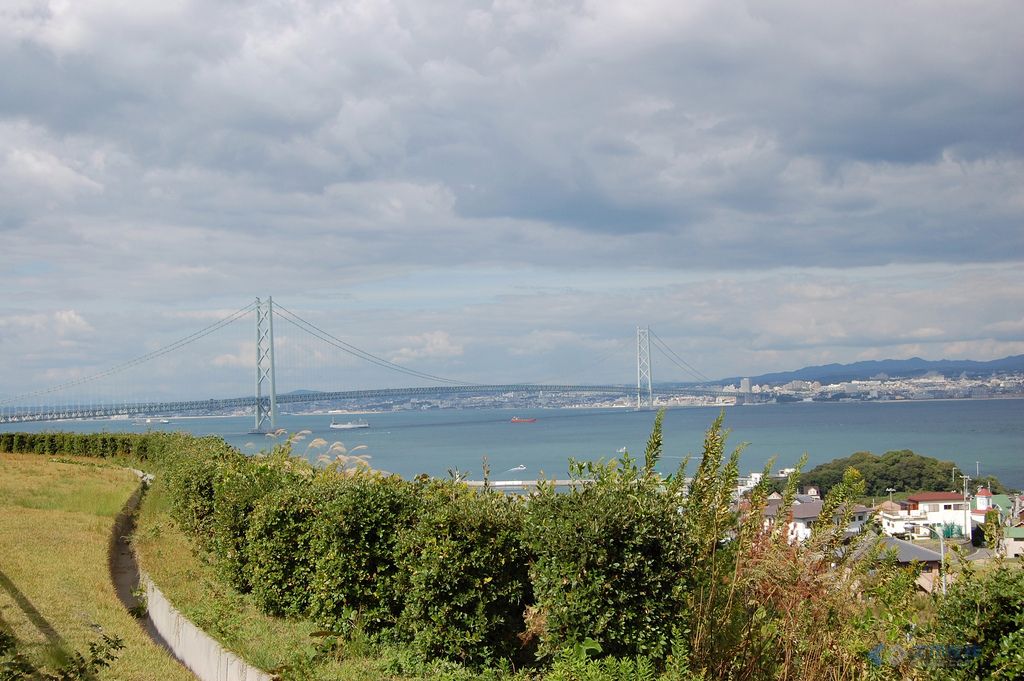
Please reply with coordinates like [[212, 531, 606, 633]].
[[636, 326, 653, 409], [253, 297, 278, 432]]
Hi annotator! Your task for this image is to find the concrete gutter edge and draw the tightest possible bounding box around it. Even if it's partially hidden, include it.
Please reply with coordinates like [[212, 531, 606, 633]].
[[140, 570, 274, 681], [112, 468, 275, 681]]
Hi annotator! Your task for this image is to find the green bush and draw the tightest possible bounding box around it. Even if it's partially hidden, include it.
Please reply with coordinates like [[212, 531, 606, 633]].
[[245, 479, 321, 617], [210, 447, 310, 592], [307, 471, 420, 633], [165, 445, 234, 543], [934, 563, 1024, 679], [396, 481, 532, 667], [524, 411, 691, 660]]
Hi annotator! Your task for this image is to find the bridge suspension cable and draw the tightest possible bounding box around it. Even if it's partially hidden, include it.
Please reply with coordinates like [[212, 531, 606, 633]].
[[0, 301, 258, 407], [649, 329, 713, 383], [272, 303, 480, 387]]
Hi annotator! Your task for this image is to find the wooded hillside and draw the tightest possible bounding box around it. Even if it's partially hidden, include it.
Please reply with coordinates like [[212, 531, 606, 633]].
[[801, 449, 1009, 496]]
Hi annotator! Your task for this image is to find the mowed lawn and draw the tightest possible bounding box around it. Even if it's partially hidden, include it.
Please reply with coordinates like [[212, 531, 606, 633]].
[[0, 453, 193, 680]]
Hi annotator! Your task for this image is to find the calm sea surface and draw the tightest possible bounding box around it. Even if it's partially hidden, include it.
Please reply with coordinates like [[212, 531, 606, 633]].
[[5, 399, 1023, 489]]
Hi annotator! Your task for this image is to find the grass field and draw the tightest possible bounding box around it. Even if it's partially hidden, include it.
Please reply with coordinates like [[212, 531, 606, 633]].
[[0, 453, 193, 680]]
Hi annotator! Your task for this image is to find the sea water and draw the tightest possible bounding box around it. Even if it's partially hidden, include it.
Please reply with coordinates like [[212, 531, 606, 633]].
[[6, 398, 1023, 489]]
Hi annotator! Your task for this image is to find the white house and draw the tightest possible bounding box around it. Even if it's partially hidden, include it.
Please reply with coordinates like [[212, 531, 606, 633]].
[[877, 492, 969, 539]]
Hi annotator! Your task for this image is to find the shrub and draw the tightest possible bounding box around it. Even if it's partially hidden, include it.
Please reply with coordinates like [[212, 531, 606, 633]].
[[165, 444, 236, 543], [396, 481, 532, 667], [524, 411, 689, 660], [210, 446, 311, 592], [245, 478, 321, 616], [307, 471, 420, 633], [934, 563, 1024, 679]]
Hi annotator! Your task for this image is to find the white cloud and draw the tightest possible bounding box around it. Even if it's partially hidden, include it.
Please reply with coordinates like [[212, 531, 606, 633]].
[[390, 331, 464, 364]]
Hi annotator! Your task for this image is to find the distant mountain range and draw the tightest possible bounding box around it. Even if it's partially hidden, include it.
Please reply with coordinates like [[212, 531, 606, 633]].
[[715, 354, 1024, 386]]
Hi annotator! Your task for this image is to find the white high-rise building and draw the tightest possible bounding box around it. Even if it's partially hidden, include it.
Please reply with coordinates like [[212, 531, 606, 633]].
[[740, 377, 752, 393]]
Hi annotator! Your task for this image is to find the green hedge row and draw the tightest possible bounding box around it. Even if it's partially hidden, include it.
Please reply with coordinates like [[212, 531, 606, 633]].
[[1, 426, 702, 667], [0, 431, 154, 458]]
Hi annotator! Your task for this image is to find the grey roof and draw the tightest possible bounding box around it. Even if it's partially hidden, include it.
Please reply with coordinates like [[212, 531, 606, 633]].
[[792, 499, 824, 519], [764, 499, 870, 521], [880, 536, 942, 564], [794, 494, 819, 504]]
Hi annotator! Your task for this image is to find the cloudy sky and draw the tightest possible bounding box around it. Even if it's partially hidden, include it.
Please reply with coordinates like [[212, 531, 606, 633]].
[[2, 0, 1023, 400]]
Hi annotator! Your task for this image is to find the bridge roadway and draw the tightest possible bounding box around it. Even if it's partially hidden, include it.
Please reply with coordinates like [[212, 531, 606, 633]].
[[0, 384, 731, 424]]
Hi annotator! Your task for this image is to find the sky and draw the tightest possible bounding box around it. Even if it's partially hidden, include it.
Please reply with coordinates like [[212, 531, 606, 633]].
[[2, 0, 1023, 400]]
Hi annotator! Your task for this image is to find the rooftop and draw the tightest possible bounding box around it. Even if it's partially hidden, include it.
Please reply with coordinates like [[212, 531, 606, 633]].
[[879, 536, 943, 564], [907, 492, 964, 502]]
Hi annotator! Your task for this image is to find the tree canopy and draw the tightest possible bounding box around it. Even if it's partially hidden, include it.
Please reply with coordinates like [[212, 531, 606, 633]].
[[801, 449, 1009, 497]]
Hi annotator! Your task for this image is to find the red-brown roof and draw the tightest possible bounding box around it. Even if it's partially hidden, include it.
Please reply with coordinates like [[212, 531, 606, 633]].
[[907, 492, 964, 502], [977, 488, 992, 497]]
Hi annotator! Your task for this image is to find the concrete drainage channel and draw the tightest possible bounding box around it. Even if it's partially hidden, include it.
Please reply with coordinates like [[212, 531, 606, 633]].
[[110, 470, 274, 681]]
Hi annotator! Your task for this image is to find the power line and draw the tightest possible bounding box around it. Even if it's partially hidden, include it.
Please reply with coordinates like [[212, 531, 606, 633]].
[[273, 304, 479, 387], [1, 302, 257, 406], [649, 330, 713, 383]]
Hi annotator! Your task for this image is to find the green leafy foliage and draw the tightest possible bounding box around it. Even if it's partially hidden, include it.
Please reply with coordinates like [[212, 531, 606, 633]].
[[801, 449, 1009, 496], [245, 479, 321, 616], [210, 446, 311, 592], [395, 481, 532, 667], [0, 633, 124, 681], [934, 564, 1024, 679], [307, 471, 420, 633], [525, 455, 687, 658], [164, 442, 239, 543]]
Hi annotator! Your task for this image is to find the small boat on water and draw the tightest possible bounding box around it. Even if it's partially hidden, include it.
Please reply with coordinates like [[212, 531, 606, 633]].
[[330, 418, 369, 430], [510, 417, 536, 423]]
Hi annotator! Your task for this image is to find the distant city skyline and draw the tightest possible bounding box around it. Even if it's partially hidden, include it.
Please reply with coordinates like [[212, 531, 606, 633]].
[[2, 1, 1023, 398]]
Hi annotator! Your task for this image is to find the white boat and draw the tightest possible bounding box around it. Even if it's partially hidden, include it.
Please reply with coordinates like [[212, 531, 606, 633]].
[[330, 418, 369, 430]]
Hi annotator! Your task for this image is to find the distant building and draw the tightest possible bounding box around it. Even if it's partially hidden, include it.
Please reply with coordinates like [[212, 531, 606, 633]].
[[740, 378, 752, 393]]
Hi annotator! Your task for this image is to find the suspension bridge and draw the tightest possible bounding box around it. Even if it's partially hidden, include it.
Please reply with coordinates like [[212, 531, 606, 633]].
[[0, 298, 734, 429]]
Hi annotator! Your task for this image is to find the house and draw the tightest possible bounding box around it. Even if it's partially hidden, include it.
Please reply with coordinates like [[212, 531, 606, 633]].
[[764, 497, 870, 543], [877, 492, 969, 539], [971, 488, 1014, 526], [877, 536, 945, 593], [1002, 525, 1024, 559]]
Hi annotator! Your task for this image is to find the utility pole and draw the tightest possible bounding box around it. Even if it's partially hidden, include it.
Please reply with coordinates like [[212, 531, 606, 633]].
[[961, 474, 972, 541]]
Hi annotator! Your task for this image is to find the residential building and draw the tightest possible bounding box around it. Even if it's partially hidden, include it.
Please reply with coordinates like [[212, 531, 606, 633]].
[[877, 537, 945, 593], [877, 492, 969, 539], [764, 498, 870, 543], [1003, 526, 1024, 559]]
